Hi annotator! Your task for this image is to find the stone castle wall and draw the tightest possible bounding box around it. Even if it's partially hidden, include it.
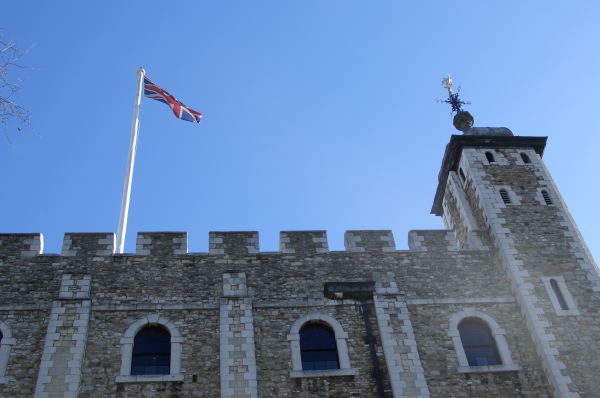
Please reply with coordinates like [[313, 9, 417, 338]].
[[0, 135, 598, 398], [0, 230, 553, 397]]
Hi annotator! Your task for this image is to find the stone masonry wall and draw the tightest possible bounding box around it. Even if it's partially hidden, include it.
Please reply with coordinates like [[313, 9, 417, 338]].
[[458, 147, 600, 397], [0, 228, 559, 397]]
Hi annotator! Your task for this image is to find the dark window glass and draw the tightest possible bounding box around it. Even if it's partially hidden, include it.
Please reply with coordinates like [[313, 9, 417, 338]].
[[499, 189, 511, 204], [459, 168, 466, 183], [521, 153, 531, 164], [0, 330, 3, 344], [541, 190, 553, 205], [131, 326, 171, 375], [458, 318, 501, 366], [485, 152, 495, 163], [550, 279, 569, 310], [300, 323, 339, 371]]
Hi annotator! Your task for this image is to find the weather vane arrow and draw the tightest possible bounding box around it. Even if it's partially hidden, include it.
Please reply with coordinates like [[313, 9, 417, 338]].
[[439, 74, 474, 132]]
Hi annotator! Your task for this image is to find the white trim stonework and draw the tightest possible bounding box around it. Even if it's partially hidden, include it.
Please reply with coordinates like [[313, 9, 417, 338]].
[[34, 274, 92, 398], [459, 148, 578, 397], [116, 314, 184, 383], [287, 312, 356, 378], [220, 272, 258, 398], [533, 153, 600, 293], [0, 320, 16, 384], [373, 272, 430, 398], [496, 185, 521, 206], [448, 308, 519, 373], [542, 277, 580, 316]]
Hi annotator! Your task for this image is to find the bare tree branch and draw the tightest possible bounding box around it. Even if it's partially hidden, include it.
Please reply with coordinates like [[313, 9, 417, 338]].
[[0, 32, 31, 132]]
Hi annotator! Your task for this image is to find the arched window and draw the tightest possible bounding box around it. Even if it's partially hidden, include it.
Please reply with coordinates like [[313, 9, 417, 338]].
[[131, 326, 171, 375], [300, 323, 339, 370], [541, 190, 553, 205], [448, 309, 518, 372], [458, 318, 501, 366], [520, 153, 531, 164], [288, 312, 356, 377], [499, 189, 511, 204], [485, 151, 495, 163], [117, 315, 184, 383], [459, 168, 466, 183]]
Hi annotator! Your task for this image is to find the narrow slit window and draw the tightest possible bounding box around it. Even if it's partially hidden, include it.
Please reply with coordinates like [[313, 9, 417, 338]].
[[550, 279, 569, 310], [541, 190, 553, 205], [485, 152, 495, 163], [520, 153, 531, 164], [499, 189, 511, 204], [459, 168, 466, 183]]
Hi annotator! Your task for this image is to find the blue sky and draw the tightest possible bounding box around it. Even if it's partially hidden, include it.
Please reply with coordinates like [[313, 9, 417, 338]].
[[2, 1, 599, 259]]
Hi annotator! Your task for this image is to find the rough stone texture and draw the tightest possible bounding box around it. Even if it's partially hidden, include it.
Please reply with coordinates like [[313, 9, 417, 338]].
[[280, 231, 328, 255], [210, 232, 259, 256], [344, 230, 396, 252], [220, 272, 257, 398], [0, 233, 43, 259], [444, 145, 600, 397], [62, 233, 114, 258], [136, 232, 188, 256], [0, 133, 597, 397], [374, 272, 430, 397]]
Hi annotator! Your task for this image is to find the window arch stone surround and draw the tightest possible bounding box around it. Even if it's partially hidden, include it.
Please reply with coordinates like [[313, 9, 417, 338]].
[[448, 308, 519, 373], [116, 314, 184, 383], [0, 321, 16, 384], [287, 312, 357, 378]]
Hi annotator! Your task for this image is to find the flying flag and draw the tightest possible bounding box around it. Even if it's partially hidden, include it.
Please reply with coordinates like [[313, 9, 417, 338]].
[[116, 68, 204, 254], [143, 76, 203, 123]]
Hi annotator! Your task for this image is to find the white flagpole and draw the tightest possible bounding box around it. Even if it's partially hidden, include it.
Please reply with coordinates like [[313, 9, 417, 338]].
[[116, 67, 145, 254]]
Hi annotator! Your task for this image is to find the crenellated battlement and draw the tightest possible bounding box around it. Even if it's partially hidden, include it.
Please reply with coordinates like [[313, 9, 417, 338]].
[[0, 228, 497, 259], [344, 230, 395, 252], [136, 232, 188, 255], [209, 231, 260, 256], [62, 232, 115, 257], [408, 230, 459, 252], [0, 233, 44, 258], [280, 231, 328, 254]]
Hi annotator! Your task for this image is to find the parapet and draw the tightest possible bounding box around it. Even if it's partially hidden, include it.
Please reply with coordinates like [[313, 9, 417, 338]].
[[62, 233, 115, 257], [0, 233, 44, 258], [344, 230, 396, 252], [136, 232, 188, 255], [2, 229, 492, 257], [408, 230, 459, 252], [209, 231, 259, 256], [280, 231, 328, 255]]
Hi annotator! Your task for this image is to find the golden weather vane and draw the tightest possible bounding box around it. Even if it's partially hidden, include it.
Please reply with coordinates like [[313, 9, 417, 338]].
[[439, 74, 474, 132]]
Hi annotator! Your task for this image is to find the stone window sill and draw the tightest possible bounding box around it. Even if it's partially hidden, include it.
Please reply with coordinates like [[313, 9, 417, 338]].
[[290, 368, 358, 378], [115, 374, 184, 383], [457, 364, 520, 373]]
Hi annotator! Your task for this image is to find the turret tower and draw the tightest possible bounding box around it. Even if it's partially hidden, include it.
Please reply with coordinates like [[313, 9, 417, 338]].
[[434, 77, 600, 397]]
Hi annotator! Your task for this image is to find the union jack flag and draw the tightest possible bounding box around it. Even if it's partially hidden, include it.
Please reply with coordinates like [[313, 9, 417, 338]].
[[143, 77, 202, 123]]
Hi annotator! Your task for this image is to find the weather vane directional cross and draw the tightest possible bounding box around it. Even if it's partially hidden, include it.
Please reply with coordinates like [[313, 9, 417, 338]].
[[439, 74, 474, 132]]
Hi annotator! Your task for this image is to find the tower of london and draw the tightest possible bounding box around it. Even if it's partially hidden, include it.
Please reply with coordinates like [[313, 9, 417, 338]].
[[0, 125, 598, 397]]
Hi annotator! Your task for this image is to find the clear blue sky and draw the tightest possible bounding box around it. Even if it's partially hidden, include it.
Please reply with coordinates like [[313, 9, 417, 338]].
[[2, 1, 599, 260]]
